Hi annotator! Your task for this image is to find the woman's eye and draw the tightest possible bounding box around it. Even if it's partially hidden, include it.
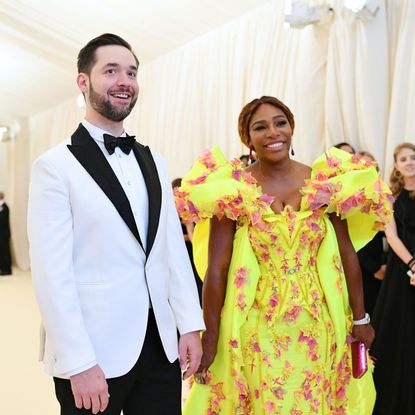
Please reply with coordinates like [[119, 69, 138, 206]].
[[277, 121, 287, 127], [254, 126, 265, 131]]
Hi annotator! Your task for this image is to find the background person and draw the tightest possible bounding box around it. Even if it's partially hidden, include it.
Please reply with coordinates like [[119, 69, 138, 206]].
[[0, 191, 12, 276], [371, 142, 415, 415], [334, 141, 356, 154]]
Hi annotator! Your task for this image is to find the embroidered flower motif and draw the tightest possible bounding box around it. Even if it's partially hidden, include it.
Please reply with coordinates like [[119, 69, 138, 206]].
[[199, 149, 218, 170], [325, 153, 342, 169], [265, 400, 276, 414], [283, 305, 303, 323], [229, 339, 238, 349], [187, 172, 208, 185], [237, 293, 247, 311], [234, 267, 248, 289], [298, 331, 319, 361], [232, 169, 242, 181]]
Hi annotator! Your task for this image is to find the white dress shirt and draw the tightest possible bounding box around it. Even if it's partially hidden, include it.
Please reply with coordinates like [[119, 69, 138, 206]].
[[81, 119, 148, 251]]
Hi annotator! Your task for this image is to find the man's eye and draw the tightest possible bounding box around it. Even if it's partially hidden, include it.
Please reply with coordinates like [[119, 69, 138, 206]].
[[128, 72, 137, 78], [107, 69, 116, 74]]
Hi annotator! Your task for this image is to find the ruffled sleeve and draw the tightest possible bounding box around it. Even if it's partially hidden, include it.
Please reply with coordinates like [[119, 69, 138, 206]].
[[301, 147, 394, 251], [175, 146, 273, 225]]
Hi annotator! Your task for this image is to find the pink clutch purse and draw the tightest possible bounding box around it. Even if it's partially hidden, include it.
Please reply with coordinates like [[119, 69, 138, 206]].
[[351, 341, 368, 379]]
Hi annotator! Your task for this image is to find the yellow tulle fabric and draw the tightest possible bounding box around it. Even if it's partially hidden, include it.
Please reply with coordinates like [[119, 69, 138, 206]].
[[176, 147, 393, 415]]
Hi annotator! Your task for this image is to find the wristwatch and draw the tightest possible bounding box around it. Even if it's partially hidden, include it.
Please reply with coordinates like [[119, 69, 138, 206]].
[[353, 313, 370, 325]]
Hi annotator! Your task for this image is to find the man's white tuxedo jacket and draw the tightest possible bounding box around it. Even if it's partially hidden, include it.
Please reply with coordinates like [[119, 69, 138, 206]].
[[28, 124, 204, 378]]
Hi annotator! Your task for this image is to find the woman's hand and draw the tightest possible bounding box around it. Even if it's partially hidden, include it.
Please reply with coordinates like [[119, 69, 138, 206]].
[[352, 324, 375, 349], [198, 330, 219, 376], [374, 264, 386, 280]]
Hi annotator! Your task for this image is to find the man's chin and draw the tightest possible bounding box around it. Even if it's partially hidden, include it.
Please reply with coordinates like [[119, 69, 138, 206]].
[[100, 107, 135, 123]]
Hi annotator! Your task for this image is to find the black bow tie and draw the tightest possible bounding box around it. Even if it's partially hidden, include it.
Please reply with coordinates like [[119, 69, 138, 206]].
[[103, 133, 136, 155]]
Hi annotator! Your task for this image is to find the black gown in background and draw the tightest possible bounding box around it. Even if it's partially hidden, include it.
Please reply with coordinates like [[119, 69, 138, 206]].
[[181, 221, 203, 305], [0, 202, 12, 275], [371, 189, 415, 415], [357, 232, 386, 316]]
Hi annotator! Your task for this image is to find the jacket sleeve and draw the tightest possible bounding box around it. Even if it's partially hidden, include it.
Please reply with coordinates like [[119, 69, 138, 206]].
[[28, 155, 97, 376], [155, 155, 205, 335]]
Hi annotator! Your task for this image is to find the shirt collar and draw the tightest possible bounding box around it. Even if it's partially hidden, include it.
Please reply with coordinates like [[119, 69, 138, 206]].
[[81, 119, 127, 143]]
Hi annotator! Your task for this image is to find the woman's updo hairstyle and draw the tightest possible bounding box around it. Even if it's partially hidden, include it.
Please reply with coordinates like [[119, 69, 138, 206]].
[[238, 96, 295, 147]]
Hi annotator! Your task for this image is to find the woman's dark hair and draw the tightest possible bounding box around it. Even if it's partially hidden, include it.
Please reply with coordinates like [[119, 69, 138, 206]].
[[171, 178, 182, 189], [334, 142, 356, 154], [238, 96, 295, 147], [77, 33, 139, 75]]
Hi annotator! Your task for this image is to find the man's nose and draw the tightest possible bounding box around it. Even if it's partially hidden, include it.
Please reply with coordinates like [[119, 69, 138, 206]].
[[116, 72, 131, 86]]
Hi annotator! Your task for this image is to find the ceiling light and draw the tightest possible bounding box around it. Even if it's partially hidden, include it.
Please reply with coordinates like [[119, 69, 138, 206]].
[[0, 120, 21, 142], [285, 1, 333, 28], [0, 127, 9, 142]]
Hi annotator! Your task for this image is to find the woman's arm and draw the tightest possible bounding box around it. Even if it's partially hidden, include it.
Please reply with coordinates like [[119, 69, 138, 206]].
[[199, 215, 236, 375], [385, 216, 415, 285], [329, 213, 375, 348], [385, 217, 414, 268]]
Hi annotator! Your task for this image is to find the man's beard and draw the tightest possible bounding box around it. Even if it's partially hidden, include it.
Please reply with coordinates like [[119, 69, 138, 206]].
[[88, 83, 137, 122]]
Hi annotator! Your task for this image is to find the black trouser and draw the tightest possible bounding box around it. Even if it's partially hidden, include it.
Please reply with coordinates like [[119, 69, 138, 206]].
[[54, 310, 181, 415]]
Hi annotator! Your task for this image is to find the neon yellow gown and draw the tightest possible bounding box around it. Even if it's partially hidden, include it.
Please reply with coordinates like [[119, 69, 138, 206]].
[[175, 147, 393, 415]]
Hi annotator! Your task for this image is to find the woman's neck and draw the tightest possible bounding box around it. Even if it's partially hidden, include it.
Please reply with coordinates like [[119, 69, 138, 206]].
[[404, 176, 415, 190], [254, 157, 292, 179]]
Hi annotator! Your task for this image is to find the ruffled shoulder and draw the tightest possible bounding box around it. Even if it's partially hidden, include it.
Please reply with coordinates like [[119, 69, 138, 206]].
[[175, 146, 273, 224], [301, 147, 394, 250]]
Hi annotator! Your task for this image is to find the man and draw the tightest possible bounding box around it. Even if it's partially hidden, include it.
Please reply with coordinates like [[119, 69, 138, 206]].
[[0, 191, 12, 275], [28, 34, 204, 415]]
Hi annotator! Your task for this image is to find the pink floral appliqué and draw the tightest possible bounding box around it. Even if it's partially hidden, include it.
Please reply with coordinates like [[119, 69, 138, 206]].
[[234, 268, 248, 288], [283, 305, 303, 323], [199, 149, 218, 170]]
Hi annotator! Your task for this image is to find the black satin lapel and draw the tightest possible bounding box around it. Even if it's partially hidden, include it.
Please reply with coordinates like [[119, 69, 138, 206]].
[[132, 143, 161, 255], [67, 124, 144, 251]]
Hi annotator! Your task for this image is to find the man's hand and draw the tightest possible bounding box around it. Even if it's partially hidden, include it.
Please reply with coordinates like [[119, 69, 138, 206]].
[[178, 331, 202, 380], [70, 364, 109, 414]]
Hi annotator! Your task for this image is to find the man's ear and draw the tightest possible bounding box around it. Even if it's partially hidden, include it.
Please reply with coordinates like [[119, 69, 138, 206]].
[[76, 73, 89, 94]]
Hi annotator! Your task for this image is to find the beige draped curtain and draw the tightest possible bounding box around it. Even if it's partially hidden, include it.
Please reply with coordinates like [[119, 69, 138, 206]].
[[1, 0, 414, 269]]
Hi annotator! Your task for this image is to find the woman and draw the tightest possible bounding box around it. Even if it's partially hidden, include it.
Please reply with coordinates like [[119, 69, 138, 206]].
[[176, 96, 393, 414], [371, 142, 415, 415]]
